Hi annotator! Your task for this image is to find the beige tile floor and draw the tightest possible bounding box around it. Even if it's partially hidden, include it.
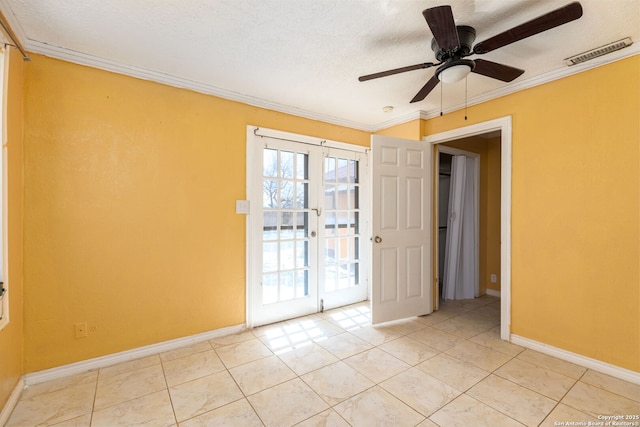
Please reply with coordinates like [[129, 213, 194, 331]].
[[7, 296, 640, 426]]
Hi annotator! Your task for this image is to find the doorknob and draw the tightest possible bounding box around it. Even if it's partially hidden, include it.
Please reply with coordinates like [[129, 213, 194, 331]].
[[310, 231, 317, 237], [374, 236, 382, 243]]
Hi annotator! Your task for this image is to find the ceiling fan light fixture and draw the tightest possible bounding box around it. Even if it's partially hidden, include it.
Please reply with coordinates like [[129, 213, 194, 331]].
[[436, 60, 475, 83]]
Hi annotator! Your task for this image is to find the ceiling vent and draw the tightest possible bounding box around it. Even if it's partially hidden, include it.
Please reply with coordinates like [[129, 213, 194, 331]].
[[564, 38, 633, 66]]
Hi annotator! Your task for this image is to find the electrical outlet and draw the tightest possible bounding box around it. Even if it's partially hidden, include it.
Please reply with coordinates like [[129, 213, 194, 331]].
[[490, 274, 497, 283], [88, 322, 98, 334], [74, 322, 87, 338]]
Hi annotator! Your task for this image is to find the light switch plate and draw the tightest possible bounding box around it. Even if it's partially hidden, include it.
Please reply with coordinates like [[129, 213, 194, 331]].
[[236, 200, 250, 214]]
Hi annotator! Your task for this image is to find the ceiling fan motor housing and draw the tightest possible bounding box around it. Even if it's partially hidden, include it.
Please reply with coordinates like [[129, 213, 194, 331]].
[[431, 25, 476, 61]]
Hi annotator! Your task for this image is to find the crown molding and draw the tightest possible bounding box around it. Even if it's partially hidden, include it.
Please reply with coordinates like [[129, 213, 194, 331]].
[[14, 38, 640, 133], [371, 110, 423, 132], [22, 39, 377, 132]]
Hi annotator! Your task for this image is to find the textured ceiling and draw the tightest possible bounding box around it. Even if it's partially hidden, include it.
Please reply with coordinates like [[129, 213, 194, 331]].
[[2, 0, 639, 130]]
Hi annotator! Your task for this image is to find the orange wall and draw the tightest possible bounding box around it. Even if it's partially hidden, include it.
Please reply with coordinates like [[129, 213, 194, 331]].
[[0, 47, 25, 408], [22, 54, 369, 372], [374, 118, 421, 140], [423, 56, 640, 371]]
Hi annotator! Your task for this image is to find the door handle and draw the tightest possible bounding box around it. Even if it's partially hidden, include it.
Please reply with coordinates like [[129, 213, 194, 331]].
[[374, 236, 382, 243]]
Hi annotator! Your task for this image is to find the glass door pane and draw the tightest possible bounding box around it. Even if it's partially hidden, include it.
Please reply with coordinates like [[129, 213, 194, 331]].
[[320, 150, 367, 310], [262, 148, 311, 305]]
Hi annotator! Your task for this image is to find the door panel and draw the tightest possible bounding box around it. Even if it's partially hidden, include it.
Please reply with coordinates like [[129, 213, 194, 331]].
[[371, 135, 433, 324], [381, 176, 399, 230], [407, 177, 423, 229], [406, 246, 424, 298]]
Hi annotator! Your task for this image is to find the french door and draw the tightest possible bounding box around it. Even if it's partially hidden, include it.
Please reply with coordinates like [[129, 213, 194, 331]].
[[248, 131, 368, 327]]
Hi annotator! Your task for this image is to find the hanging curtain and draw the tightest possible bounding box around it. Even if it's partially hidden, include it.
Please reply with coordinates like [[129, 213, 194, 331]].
[[443, 155, 477, 300]]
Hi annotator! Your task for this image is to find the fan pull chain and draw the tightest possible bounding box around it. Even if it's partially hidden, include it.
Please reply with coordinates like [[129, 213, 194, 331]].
[[464, 77, 468, 121]]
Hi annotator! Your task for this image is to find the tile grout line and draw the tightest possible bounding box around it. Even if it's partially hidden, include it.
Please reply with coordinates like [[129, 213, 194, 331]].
[[158, 354, 180, 427], [223, 353, 268, 427], [89, 370, 99, 427], [458, 392, 526, 426]]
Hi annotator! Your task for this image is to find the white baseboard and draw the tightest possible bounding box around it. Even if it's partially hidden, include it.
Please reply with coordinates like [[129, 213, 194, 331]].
[[485, 289, 500, 297], [510, 334, 640, 385], [24, 323, 245, 386], [0, 377, 24, 426]]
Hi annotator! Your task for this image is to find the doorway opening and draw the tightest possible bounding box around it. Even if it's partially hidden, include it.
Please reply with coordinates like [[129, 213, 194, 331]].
[[437, 145, 481, 301], [426, 116, 512, 340]]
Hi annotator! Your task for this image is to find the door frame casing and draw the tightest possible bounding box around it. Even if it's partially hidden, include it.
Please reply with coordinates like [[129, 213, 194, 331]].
[[245, 126, 369, 328], [425, 116, 512, 341], [436, 145, 480, 300]]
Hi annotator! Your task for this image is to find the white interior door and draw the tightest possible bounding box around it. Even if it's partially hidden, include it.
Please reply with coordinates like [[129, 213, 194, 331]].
[[371, 135, 432, 324], [248, 130, 369, 327]]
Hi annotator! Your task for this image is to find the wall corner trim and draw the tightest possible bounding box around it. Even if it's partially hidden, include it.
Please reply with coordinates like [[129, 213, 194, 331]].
[[24, 324, 245, 386], [0, 376, 24, 426], [511, 335, 640, 385]]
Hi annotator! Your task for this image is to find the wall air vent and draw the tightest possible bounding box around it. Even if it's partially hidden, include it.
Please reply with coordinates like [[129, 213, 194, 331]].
[[565, 38, 633, 66]]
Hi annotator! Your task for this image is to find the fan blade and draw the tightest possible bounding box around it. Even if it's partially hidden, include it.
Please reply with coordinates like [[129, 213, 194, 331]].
[[472, 59, 524, 82], [358, 62, 436, 82], [473, 2, 583, 54], [410, 75, 440, 103], [423, 6, 460, 51]]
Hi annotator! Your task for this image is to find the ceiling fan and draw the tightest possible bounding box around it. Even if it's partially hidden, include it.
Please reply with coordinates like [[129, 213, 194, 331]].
[[359, 2, 583, 103]]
